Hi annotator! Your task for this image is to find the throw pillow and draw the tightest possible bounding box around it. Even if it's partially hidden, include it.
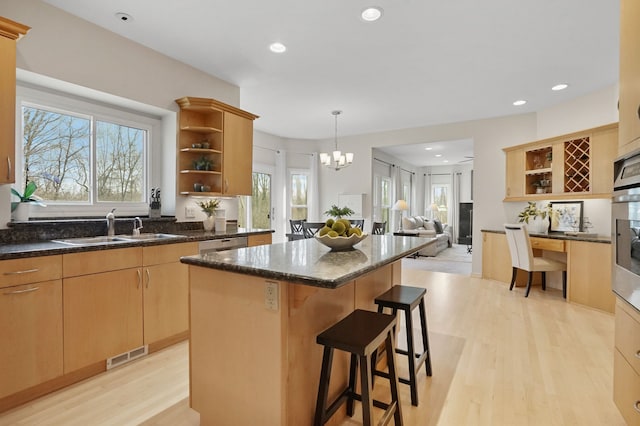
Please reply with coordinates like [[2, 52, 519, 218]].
[[414, 216, 424, 228], [402, 216, 417, 230], [433, 219, 443, 234], [423, 221, 436, 231]]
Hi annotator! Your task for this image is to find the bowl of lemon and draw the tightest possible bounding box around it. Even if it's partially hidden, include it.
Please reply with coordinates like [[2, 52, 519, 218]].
[[314, 218, 368, 251]]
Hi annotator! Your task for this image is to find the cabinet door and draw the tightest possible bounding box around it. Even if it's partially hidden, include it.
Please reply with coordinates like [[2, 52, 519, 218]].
[[567, 241, 614, 313], [619, 0, 640, 150], [590, 126, 617, 195], [481, 232, 514, 283], [0, 280, 63, 398], [504, 149, 524, 198], [223, 112, 253, 195], [143, 262, 189, 344], [63, 268, 143, 372], [0, 34, 16, 184]]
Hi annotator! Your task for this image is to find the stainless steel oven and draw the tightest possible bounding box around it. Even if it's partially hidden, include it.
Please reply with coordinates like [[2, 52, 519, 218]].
[[613, 150, 640, 311]]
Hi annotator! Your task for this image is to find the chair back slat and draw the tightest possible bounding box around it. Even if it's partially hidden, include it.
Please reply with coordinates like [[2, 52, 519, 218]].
[[372, 221, 386, 235], [290, 219, 304, 234], [302, 222, 326, 238], [350, 219, 364, 230]]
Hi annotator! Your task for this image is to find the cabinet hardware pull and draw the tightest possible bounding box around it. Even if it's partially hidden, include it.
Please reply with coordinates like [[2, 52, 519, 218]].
[[637, 104, 640, 120], [7, 157, 11, 180], [146, 268, 150, 288], [634, 401, 640, 413], [3, 286, 39, 295], [4, 268, 39, 275], [137, 269, 141, 289], [635, 350, 640, 359]]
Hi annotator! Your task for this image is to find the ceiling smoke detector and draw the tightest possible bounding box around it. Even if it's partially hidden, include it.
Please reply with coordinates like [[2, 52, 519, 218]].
[[115, 12, 133, 23]]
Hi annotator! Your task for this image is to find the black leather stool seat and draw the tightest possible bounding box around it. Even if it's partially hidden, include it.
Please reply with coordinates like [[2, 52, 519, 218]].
[[374, 285, 432, 407], [314, 309, 403, 426]]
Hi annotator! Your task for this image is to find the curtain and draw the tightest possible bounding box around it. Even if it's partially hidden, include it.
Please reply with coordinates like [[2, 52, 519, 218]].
[[452, 172, 462, 242], [424, 171, 432, 216], [274, 150, 287, 243], [308, 152, 320, 221]]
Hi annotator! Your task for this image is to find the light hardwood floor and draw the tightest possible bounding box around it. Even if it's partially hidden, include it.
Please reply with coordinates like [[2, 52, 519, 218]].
[[0, 271, 625, 425]]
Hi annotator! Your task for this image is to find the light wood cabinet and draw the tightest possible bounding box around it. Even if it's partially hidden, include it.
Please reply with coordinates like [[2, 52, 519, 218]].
[[0, 254, 62, 289], [619, 0, 640, 155], [0, 17, 29, 185], [247, 233, 272, 247], [0, 279, 62, 399], [63, 267, 144, 372], [142, 242, 197, 346], [503, 123, 618, 201], [175, 97, 258, 196], [482, 231, 514, 284], [614, 298, 640, 425]]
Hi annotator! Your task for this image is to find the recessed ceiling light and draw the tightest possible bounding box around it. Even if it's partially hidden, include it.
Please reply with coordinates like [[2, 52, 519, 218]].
[[269, 42, 287, 53], [443, 160, 449, 163], [361, 7, 383, 22], [552, 83, 569, 91], [424, 147, 432, 151], [115, 12, 133, 22], [435, 154, 442, 158], [513, 100, 527, 106]]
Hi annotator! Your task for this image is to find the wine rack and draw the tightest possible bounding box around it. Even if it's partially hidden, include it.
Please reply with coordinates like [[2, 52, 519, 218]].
[[563, 137, 590, 193]]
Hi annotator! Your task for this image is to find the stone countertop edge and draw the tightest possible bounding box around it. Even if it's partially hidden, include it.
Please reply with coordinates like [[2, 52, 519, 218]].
[[481, 228, 611, 244], [0, 229, 273, 260], [180, 235, 434, 289]]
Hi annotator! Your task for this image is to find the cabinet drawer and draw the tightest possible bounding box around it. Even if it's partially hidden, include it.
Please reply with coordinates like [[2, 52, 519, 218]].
[[0, 255, 62, 289], [530, 237, 565, 252], [614, 349, 640, 425], [143, 242, 198, 266], [63, 247, 142, 277], [247, 233, 272, 247], [616, 299, 640, 375]]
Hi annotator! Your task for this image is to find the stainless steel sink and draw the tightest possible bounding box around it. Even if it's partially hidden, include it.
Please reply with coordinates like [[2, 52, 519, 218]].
[[53, 233, 182, 246], [53, 236, 130, 246], [116, 233, 182, 241]]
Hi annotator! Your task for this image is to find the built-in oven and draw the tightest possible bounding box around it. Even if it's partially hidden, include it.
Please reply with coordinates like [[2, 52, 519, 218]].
[[612, 149, 640, 311]]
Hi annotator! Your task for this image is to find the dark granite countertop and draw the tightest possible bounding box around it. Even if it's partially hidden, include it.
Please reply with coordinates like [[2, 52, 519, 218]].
[[0, 228, 273, 260], [180, 234, 434, 289], [481, 228, 611, 244]]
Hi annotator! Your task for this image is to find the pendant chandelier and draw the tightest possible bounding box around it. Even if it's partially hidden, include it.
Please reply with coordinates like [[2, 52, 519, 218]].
[[320, 110, 353, 171]]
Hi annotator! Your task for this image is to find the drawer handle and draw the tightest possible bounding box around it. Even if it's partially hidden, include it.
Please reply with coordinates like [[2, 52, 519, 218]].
[[137, 269, 141, 289], [635, 350, 640, 359], [3, 286, 39, 295], [4, 268, 39, 276], [635, 401, 640, 413], [7, 157, 11, 181]]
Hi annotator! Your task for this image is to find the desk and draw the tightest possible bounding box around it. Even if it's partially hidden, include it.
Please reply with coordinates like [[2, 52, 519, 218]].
[[481, 230, 614, 313]]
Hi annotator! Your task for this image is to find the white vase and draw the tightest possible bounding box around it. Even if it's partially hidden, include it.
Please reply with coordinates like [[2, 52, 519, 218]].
[[203, 216, 215, 231], [527, 216, 549, 234], [11, 203, 30, 221]]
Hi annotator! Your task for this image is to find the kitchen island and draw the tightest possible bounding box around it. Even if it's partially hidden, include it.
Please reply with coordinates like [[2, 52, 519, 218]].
[[180, 234, 433, 425]]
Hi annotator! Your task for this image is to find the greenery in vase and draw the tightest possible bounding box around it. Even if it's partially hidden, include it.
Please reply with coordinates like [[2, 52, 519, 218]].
[[10, 180, 45, 212], [517, 201, 553, 224], [323, 204, 355, 219], [197, 198, 221, 217]]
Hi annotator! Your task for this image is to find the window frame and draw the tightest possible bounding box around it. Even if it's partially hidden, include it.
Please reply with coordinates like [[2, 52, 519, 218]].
[[16, 84, 161, 218], [288, 168, 310, 221]]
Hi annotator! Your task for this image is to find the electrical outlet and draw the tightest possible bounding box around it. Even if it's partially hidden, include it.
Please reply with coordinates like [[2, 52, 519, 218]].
[[265, 281, 279, 311], [185, 206, 196, 218]]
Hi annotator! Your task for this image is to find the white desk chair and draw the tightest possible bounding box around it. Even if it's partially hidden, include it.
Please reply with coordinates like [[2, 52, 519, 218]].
[[504, 223, 567, 298]]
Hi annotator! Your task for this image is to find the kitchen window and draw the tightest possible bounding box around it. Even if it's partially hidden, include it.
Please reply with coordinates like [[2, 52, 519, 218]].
[[290, 170, 308, 220], [16, 83, 161, 217]]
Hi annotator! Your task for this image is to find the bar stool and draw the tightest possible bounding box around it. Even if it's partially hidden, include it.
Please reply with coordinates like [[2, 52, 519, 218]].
[[373, 285, 432, 406], [314, 309, 403, 426]]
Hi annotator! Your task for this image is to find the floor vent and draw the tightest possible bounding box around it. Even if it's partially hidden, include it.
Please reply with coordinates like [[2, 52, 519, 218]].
[[106, 345, 148, 370]]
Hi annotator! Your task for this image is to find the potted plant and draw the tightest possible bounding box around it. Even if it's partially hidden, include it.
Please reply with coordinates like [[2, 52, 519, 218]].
[[194, 156, 213, 171], [10, 180, 45, 221], [197, 198, 221, 231], [323, 205, 355, 219]]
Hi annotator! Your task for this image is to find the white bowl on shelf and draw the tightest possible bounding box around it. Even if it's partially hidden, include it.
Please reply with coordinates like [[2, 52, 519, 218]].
[[314, 233, 368, 251]]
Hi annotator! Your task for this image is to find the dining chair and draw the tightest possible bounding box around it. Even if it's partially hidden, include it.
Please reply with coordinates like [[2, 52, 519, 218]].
[[350, 219, 364, 230], [289, 219, 304, 235], [302, 222, 326, 238], [372, 221, 387, 235], [504, 223, 566, 298]]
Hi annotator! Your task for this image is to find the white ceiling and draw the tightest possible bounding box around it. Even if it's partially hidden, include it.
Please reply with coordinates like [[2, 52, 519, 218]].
[[42, 0, 619, 155]]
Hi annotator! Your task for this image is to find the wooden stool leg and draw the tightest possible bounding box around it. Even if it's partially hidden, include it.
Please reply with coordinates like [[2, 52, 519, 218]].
[[359, 353, 374, 425], [541, 271, 547, 291], [385, 332, 403, 426], [403, 307, 419, 407], [347, 353, 357, 417], [418, 299, 432, 377], [314, 346, 334, 426], [562, 271, 567, 299]]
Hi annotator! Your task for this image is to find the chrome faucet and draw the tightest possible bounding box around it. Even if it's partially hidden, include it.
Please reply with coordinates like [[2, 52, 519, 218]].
[[133, 217, 143, 236], [106, 208, 116, 237]]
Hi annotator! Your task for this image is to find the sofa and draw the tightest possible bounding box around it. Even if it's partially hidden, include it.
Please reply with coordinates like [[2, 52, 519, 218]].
[[401, 215, 452, 256]]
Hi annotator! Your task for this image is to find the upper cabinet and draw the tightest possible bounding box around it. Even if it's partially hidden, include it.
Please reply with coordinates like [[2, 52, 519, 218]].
[[0, 17, 29, 185], [503, 123, 618, 201], [619, 0, 640, 156], [175, 97, 258, 196]]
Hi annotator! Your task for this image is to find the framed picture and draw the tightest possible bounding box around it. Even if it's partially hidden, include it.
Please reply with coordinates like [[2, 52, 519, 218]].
[[550, 201, 583, 232]]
